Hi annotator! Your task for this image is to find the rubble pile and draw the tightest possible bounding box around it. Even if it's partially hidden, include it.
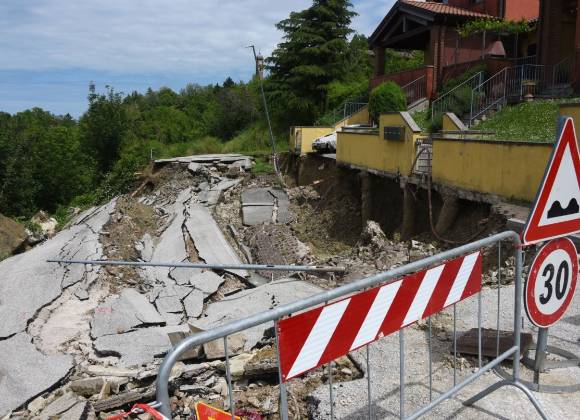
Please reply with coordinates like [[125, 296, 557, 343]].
[[0, 154, 337, 419], [0, 153, 510, 420]]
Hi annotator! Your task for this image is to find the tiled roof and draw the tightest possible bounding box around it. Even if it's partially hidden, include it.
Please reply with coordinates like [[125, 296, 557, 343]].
[[400, 0, 492, 18]]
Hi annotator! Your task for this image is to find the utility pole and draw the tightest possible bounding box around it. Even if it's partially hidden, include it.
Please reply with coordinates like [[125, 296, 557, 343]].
[[247, 45, 279, 174]]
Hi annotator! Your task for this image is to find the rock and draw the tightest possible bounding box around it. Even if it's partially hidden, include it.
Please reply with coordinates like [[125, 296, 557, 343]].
[[59, 401, 91, 420], [227, 165, 244, 177], [84, 365, 140, 378], [188, 270, 225, 295], [228, 352, 254, 379], [196, 280, 321, 351], [91, 289, 164, 338], [183, 289, 204, 318], [0, 212, 26, 256], [198, 189, 221, 206], [212, 377, 229, 398], [179, 385, 212, 395], [155, 295, 183, 315], [37, 392, 80, 418], [0, 333, 73, 416], [93, 325, 189, 367], [360, 220, 387, 249], [166, 324, 203, 361], [140, 233, 154, 262], [31, 211, 58, 237], [203, 332, 246, 360], [69, 377, 105, 396], [150, 283, 192, 325], [69, 376, 126, 397], [27, 396, 47, 415], [74, 287, 90, 301], [187, 162, 202, 173], [244, 346, 278, 377]]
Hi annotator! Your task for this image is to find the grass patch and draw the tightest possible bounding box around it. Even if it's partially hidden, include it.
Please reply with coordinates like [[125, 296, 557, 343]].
[[411, 109, 430, 132], [251, 157, 275, 174], [476, 99, 580, 142]]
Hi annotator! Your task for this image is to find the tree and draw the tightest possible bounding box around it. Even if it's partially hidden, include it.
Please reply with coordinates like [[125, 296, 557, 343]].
[[80, 85, 128, 174], [267, 0, 356, 125], [326, 33, 373, 109]]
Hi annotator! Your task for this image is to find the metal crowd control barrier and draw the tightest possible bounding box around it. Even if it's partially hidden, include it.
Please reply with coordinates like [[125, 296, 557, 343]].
[[155, 231, 549, 419]]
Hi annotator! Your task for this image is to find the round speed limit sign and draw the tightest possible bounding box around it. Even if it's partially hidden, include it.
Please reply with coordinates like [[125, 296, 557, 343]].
[[525, 237, 578, 327]]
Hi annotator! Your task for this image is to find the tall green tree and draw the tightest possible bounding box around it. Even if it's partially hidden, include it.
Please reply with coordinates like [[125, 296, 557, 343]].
[[80, 84, 128, 174], [267, 0, 356, 125], [326, 34, 373, 109]]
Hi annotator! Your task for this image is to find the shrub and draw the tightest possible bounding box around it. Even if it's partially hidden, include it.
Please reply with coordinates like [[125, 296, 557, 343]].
[[440, 64, 486, 95], [368, 81, 407, 122], [251, 157, 275, 174]]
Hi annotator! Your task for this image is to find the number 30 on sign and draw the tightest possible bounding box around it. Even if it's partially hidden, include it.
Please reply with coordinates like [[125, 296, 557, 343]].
[[525, 237, 578, 327]]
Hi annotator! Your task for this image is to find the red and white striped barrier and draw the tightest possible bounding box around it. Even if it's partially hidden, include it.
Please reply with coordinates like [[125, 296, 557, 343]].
[[277, 251, 482, 381]]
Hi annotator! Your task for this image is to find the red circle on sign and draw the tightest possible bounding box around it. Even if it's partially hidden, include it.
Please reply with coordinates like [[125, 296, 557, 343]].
[[525, 238, 578, 327]]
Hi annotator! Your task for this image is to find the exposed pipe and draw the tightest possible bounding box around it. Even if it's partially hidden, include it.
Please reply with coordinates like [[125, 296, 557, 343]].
[[47, 259, 346, 273]]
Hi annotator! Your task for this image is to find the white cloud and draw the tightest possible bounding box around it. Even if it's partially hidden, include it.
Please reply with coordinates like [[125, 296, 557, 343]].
[[0, 0, 395, 115], [0, 0, 391, 78]]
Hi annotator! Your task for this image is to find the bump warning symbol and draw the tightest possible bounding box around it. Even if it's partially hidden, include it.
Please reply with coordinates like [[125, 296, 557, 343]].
[[522, 117, 580, 245]]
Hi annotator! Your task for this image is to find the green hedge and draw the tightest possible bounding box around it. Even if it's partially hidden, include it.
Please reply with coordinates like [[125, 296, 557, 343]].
[[368, 81, 407, 122]]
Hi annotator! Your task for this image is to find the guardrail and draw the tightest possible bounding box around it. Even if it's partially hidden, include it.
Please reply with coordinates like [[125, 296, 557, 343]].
[[155, 231, 548, 419]]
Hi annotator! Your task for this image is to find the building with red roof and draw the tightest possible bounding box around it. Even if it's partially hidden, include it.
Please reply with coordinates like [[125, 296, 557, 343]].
[[369, 0, 540, 102]]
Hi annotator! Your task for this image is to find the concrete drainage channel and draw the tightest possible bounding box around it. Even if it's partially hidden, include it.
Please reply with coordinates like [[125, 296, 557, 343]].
[[0, 153, 579, 419]]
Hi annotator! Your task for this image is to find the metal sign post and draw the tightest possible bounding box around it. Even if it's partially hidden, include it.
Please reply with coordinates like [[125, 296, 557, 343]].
[[516, 116, 580, 392], [518, 237, 580, 392]]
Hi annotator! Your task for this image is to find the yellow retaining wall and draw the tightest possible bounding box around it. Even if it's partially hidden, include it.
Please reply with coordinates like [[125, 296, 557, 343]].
[[432, 139, 553, 202], [289, 106, 370, 155], [560, 104, 580, 134], [442, 112, 467, 132], [336, 112, 422, 175]]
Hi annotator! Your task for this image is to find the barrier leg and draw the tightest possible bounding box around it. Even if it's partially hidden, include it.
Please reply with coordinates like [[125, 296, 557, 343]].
[[366, 345, 372, 420], [462, 243, 550, 420], [274, 323, 289, 420], [224, 336, 235, 420], [400, 329, 405, 419]]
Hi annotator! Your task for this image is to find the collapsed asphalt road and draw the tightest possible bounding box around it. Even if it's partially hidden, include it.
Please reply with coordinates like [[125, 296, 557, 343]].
[[0, 154, 336, 418]]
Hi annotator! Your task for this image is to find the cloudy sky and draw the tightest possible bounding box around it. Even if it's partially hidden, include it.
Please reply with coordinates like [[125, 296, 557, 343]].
[[0, 0, 395, 116]]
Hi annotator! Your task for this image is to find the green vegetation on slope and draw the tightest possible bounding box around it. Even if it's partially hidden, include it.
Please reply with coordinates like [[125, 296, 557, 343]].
[[476, 99, 580, 142], [0, 0, 381, 223]]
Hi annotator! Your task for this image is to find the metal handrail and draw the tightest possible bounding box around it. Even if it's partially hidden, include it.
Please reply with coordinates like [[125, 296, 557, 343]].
[[553, 56, 574, 86], [400, 74, 425, 90], [155, 231, 532, 418], [468, 67, 508, 125], [431, 71, 483, 119], [316, 96, 368, 126], [401, 75, 427, 107]]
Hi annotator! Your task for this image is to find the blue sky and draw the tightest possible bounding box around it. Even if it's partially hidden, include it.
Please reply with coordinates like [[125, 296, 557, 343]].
[[0, 0, 395, 117]]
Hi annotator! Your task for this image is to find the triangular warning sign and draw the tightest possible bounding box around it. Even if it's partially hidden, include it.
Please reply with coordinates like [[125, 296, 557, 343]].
[[522, 117, 580, 245]]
